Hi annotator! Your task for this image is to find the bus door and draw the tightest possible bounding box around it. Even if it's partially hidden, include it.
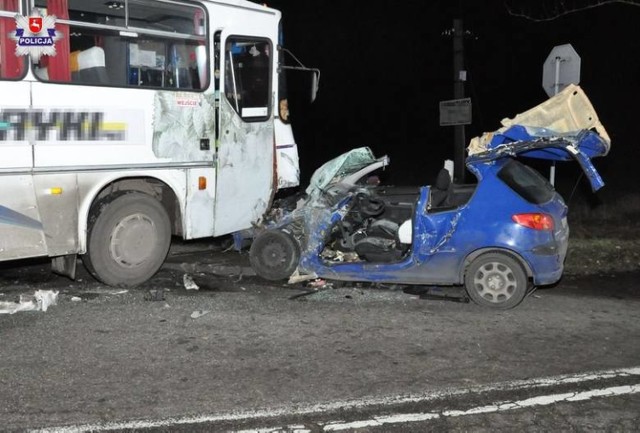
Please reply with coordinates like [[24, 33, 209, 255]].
[[213, 34, 275, 235]]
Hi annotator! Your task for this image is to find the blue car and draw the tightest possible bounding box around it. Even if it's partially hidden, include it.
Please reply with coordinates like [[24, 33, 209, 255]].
[[249, 91, 610, 309]]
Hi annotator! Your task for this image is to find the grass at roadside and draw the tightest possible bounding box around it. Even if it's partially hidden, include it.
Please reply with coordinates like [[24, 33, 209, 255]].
[[565, 238, 640, 276]]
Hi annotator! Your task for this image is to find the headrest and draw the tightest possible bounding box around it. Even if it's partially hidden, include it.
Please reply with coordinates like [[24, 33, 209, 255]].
[[435, 168, 451, 190]]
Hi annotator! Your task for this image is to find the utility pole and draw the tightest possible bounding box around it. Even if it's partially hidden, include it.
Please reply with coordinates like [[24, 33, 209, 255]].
[[452, 18, 466, 183]]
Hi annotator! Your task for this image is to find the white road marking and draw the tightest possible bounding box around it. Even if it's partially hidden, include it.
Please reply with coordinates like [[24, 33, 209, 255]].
[[31, 366, 640, 433], [323, 384, 640, 431], [235, 426, 311, 433]]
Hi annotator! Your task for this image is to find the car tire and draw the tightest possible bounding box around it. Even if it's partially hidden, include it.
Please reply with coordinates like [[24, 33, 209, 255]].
[[250, 230, 300, 281], [82, 192, 171, 287], [465, 252, 528, 309]]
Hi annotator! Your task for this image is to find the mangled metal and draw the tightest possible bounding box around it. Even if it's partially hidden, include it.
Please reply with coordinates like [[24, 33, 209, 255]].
[[468, 84, 610, 155], [306, 147, 388, 199], [467, 84, 610, 192]]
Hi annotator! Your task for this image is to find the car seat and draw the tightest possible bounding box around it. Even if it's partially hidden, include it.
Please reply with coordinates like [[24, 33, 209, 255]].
[[353, 218, 411, 263], [430, 168, 453, 208]]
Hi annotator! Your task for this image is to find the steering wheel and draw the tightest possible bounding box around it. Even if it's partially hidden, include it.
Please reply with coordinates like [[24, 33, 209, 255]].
[[355, 192, 385, 217]]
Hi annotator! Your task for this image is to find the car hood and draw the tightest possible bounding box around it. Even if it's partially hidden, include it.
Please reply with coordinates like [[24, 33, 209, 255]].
[[467, 84, 610, 192]]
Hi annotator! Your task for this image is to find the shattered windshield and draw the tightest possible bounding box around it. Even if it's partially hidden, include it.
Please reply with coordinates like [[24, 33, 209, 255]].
[[306, 147, 379, 196]]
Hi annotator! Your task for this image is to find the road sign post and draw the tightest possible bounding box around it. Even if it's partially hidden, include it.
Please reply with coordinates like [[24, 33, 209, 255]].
[[542, 44, 581, 185]]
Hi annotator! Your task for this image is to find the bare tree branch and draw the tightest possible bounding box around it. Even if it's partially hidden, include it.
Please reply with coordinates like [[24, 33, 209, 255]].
[[504, 0, 640, 22]]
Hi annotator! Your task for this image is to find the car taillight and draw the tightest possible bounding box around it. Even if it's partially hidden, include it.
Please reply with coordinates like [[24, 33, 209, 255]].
[[512, 213, 555, 231]]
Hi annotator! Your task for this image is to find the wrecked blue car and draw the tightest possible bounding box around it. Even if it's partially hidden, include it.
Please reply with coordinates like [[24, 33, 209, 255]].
[[249, 85, 610, 309]]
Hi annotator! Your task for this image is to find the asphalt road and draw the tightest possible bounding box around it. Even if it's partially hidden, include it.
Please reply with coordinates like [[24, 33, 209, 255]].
[[1, 245, 639, 432]]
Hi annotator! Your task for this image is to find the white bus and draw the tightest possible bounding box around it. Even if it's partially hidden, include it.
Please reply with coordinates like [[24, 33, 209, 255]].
[[0, 0, 315, 286]]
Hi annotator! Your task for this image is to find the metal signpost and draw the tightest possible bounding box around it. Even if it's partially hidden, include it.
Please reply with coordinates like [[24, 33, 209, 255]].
[[542, 44, 581, 185], [446, 18, 469, 183]]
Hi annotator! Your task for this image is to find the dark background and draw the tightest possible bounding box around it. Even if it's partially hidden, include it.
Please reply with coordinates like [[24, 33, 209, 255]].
[[269, 0, 640, 213]]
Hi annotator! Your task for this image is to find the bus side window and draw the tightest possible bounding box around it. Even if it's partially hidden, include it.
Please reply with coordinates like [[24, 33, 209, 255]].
[[29, 0, 208, 91], [225, 38, 271, 121]]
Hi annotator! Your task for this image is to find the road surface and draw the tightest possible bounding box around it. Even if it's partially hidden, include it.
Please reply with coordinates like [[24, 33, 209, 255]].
[[1, 245, 639, 432]]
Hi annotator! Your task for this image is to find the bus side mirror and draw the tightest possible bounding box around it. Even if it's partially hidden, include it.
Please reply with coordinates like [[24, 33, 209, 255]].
[[310, 69, 320, 103], [279, 47, 320, 103]]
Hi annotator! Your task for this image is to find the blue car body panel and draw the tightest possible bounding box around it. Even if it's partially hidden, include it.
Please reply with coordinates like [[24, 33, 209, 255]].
[[287, 157, 569, 287]]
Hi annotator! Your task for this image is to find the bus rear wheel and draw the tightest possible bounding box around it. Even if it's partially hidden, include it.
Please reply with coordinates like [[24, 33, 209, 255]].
[[82, 192, 171, 287]]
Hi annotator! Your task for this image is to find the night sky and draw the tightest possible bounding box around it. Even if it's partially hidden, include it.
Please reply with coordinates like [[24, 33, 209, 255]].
[[268, 0, 640, 211]]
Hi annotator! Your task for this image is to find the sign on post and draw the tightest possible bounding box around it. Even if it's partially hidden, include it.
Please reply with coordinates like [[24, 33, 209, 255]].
[[542, 44, 581, 98], [439, 97, 472, 126]]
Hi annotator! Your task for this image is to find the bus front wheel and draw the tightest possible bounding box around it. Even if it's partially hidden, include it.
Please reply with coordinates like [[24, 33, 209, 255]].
[[82, 192, 171, 287]]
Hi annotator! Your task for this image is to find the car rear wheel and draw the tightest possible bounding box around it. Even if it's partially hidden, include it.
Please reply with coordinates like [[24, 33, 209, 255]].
[[250, 230, 300, 281], [465, 252, 528, 309]]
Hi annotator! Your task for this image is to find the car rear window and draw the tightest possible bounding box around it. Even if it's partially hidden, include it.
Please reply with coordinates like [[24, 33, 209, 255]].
[[497, 159, 555, 204]]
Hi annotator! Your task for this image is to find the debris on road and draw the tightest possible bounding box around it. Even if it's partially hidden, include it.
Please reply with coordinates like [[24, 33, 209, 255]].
[[163, 261, 256, 278], [288, 270, 319, 284], [289, 289, 321, 300], [290, 279, 336, 300], [110, 290, 129, 296], [308, 279, 330, 289], [145, 289, 165, 302], [0, 290, 59, 314], [190, 310, 210, 319], [183, 274, 200, 291], [403, 286, 470, 303]]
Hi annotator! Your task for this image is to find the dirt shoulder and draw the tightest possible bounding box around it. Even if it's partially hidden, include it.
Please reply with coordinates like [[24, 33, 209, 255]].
[[564, 218, 640, 276]]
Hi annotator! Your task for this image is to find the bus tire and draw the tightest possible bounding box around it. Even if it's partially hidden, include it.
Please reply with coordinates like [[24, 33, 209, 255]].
[[82, 192, 171, 287]]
